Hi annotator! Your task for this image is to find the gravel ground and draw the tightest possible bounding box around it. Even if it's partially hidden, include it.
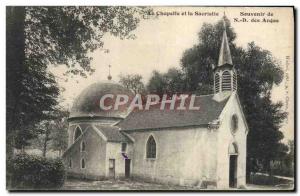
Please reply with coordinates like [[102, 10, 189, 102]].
[[61, 178, 294, 191], [62, 178, 203, 191]]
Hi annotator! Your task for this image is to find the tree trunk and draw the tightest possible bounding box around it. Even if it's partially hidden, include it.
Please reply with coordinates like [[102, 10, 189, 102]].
[[6, 6, 26, 159], [264, 159, 272, 176], [6, 7, 25, 190]]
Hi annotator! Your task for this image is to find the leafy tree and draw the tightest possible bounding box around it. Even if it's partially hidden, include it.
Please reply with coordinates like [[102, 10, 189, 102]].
[[147, 70, 167, 96], [180, 19, 237, 94], [7, 7, 60, 157], [147, 17, 287, 176], [119, 74, 146, 94], [50, 111, 69, 156], [147, 68, 185, 96], [285, 140, 294, 176], [30, 110, 69, 157], [7, 6, 150, 157], [35, 120, 53, 157], [14, 127, 37, 153]]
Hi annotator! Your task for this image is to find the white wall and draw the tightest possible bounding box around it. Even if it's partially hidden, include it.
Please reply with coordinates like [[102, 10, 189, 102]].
[[127, 127, 218, 186], [216, 93, 248, 189], [63, 126, 107, 178], [105, 142, 133, 178]]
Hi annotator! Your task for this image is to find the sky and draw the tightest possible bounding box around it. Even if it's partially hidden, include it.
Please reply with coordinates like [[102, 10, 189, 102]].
[[50, 7, 294, 141]]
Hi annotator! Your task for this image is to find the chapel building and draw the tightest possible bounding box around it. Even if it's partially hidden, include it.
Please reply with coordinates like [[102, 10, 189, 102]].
[[62, 18, 249, 189]]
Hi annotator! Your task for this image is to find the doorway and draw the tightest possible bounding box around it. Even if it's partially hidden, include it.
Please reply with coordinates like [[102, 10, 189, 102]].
[[229, 155, 237, 188], [109, 159, 115, 178], [125, 159, 131, 178]]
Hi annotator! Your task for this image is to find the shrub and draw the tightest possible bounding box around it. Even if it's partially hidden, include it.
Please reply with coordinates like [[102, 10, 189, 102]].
[[7, 154, 65, 190]]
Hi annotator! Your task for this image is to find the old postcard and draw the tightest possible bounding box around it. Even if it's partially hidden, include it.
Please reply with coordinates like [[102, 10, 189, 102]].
[[6, 6, 295, 191]]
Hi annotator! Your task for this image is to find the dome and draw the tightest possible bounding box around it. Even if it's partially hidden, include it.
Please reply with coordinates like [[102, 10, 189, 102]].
[[69, 81, 134, 120]]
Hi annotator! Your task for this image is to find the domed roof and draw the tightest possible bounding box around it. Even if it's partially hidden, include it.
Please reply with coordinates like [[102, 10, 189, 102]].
[[70, 81, 134, 120]]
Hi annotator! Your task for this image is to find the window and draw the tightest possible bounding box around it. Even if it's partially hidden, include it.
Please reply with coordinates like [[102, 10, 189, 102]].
[[231, 115, 238, 134], [81, 141, 86, 152], [146, 135, 156, 158], [69, 159, 72, 168], [109, 159, 115, 169], [215, 73, 220, 93], [121, 143, 127, 152], [74, 126, 82, 142], [81, 158, 85, 169], [222, 71, 232, 91]]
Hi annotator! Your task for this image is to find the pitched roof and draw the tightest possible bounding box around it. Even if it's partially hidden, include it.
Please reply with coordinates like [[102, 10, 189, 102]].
[[62, 125, 132, 157], [94, 125, 133, 143], [118, 95, 229, 131]]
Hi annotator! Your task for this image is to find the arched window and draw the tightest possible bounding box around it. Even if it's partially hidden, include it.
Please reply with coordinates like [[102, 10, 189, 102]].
[[74, 126, 82, 142], [81, 158, 86, 169], [222, 71, 232, 91], [233, 71, 237, 91], [81, 141, 86, 152], [215, 73, 220, 93], [146, 135, 156, 158], [228, 142, 238, 154]]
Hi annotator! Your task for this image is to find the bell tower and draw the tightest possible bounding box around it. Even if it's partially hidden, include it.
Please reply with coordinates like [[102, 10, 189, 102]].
[[213, 16, 237, 99]]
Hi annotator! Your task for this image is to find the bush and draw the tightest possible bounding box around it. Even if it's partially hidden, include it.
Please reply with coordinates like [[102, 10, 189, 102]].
[[7, 154, 65, 190]]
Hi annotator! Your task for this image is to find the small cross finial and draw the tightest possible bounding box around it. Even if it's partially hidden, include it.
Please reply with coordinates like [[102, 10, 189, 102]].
[[107, 65, 112, 80]]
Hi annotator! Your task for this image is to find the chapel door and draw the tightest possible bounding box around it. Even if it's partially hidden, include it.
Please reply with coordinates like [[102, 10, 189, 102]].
[[125, 159, 131, 178], [109, 159, 115, 178], [229, 155, 238, 188]]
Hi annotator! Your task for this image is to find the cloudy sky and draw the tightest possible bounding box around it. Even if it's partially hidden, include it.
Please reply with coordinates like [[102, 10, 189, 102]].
[[50, 7, 294, 140]]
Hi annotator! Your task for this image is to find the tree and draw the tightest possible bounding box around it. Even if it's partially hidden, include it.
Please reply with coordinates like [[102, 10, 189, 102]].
[[147, 17, 287, 176], [119, 74, 146, 94], [30, 110, 69, 157], [180, 18, 237, 94], [147, 68, 185, 96], [39, 121, 53, 158], [50, 111, 69, 156], [285, 140, 294, 176], [147, 70, 167, 96], [14, 127, 37, 153], [6, 6, 150, 157], [236, 43, 287, 177], [7, 7, 60, 158]]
